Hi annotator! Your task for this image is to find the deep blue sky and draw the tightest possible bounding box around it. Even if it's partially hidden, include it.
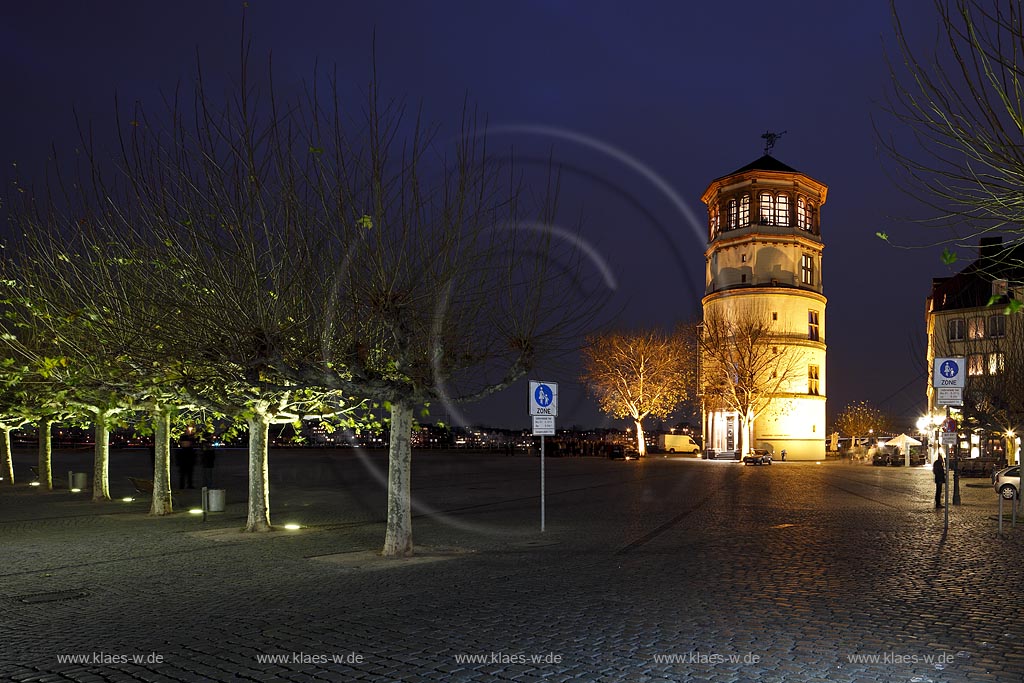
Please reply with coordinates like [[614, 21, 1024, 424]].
[[1, 1, 952, 432]]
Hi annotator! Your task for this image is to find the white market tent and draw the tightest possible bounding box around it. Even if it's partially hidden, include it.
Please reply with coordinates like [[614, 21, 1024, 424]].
[[884, 433, 922, 453]]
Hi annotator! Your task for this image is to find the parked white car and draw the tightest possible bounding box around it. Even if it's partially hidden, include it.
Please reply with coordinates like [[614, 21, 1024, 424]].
[[993, 466, 1021, 500]]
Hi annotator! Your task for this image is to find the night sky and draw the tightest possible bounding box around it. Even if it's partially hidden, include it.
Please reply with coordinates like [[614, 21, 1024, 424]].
[[1, 1, 953, 432]]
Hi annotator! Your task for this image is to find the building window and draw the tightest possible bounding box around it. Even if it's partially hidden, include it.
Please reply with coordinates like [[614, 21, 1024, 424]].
[[738, 194, 750, 227], [947, 318, 965, 341], [968, 317, 985, 340], [989, 352, 1005, 375], [727, 199, 737, 229], [776, 194, 789, 226], [801, 254, 814, 285], [710, 206, 719, 235], [808, 365, 820, 395], [796, 197, 808, 229], [772, 311, 778, 321], [989, 314, 1006, 338], [968, 353, 985, 376], [759, 192, 774, 225], [808, 310, 820, 341]]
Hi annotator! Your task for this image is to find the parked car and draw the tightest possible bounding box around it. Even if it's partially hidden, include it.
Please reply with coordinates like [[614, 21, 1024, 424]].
[[743, 449, 773, 466], [993, 466, 1021, 500], [608, 445, 641, 461]]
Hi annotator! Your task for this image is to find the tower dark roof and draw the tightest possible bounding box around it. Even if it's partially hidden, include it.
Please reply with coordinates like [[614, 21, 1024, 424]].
[[729, 154, 799, 175]]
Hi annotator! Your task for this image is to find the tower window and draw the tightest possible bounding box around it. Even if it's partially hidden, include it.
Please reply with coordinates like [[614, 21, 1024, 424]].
[[808, 310, 820, 341], [797, 197, 808, 229], [808, 365, 820, 395], [727, 198, 738, 229], [801, 254, 814, 285], [710, 205, 720, 236], [947, 318, 965, 341], [758, 192, 790, 226], [772, 311, 778, 321], [776, 194, 789, 226], [759, 192, 774, 225], [739, 194, 750, 227]]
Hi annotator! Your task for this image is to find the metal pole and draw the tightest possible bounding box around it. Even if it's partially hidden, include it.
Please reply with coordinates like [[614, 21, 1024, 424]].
[[952, 430, 962, 506], [540, 435, 545, 533], [944, 407, 950, 531], [201, 486, 208, 523]]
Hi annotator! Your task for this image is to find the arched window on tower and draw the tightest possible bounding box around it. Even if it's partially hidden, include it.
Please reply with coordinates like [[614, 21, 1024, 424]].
[[710, 205, 719, 237], [796, 196, 807, 229], [739, 194, 750, 227], [776, 194, 789, 226], [759, 192, 773, 225], [727, 198, 738, 229]]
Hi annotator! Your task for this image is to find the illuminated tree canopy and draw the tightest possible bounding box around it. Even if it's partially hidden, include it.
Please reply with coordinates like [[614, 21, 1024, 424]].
[[581, 329, 693, 456]]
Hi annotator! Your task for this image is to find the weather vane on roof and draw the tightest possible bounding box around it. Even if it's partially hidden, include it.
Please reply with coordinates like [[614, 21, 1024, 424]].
[[761, 130, 787, 156]]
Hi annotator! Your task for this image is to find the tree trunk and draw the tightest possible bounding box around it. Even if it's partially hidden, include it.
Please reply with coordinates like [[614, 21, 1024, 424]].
[[1, 427, 13, 485], [150, 407, 173, 516], [382, 401, 414, 557], [634, 419, 646, 456], [92, 420, 111, 501], [38, 419, 54, 491], [244, 410, 273, 532]]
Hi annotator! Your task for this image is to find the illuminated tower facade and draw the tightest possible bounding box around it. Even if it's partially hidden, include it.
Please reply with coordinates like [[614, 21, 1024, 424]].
[[700, 155, 828, 460]]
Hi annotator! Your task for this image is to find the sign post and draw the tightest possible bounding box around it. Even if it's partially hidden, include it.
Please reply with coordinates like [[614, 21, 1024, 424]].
[[530, 381, 558, 533], [933, 358, 965, 532]]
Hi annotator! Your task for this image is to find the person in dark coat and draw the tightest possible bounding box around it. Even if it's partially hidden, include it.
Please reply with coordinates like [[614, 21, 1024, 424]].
[[176, 439, 197, 489], [933, 453, 946, 508], [200, 441, 217, 488]]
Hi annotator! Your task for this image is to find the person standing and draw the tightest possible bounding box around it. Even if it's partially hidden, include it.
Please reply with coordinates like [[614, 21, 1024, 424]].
[[933, 452, 946, 508], [176, 438, 197, 490]]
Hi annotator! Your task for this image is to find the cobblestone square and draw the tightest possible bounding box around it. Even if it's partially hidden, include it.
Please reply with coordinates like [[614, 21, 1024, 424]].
[[2, 449, 1022, 682]]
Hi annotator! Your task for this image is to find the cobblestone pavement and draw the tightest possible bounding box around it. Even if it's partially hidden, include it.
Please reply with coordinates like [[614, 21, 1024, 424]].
[[1, 449, 1023, 682]]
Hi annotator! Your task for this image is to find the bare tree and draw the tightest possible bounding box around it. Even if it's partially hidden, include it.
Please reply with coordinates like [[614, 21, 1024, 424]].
[[882, 0, 1024, 255], [834, 400, 887, 457], [698, 307, 805, 457], [580, 329, 692, 456]]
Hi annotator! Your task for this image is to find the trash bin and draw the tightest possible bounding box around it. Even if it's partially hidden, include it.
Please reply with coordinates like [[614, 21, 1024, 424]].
[[206, 488, 226, 512], [68, 472, 88, 489]]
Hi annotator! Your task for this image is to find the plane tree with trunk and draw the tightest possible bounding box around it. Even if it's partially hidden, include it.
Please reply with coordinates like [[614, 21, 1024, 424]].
[[580, 328, 693, 456]]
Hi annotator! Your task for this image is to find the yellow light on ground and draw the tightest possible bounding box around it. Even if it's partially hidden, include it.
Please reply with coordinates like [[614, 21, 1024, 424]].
[[70, 488, 81, 493], [188, 508, 203, 515], [29, 481, 41, 487], [122, 497, 134, 503], [815, 461, 822, 465], [283, 523, 302, 530]]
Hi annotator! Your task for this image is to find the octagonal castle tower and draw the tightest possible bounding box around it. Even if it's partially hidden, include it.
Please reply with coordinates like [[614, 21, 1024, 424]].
[[700, 155, 827, 461]]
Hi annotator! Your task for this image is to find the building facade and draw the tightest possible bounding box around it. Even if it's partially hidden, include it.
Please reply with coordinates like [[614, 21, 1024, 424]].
[[925, 237, 1023, 464], [700, 155, 827, 460]]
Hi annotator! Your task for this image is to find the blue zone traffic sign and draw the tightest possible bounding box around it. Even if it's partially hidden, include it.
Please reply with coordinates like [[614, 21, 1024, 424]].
[[933, 357, 965, 388], [529, 381, 558, 416]]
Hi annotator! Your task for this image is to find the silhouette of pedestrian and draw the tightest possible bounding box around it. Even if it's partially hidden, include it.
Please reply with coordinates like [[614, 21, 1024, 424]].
[[933, 453, 946, 508], [176, 438, 197, 489], [781, 449, 787, 461]]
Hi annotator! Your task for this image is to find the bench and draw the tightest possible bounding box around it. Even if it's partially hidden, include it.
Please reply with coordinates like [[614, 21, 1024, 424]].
[[128, 477, 154, 494]]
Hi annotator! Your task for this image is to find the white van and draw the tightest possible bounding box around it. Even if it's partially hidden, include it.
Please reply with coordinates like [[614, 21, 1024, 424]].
[[661, 434, 701, 454]]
